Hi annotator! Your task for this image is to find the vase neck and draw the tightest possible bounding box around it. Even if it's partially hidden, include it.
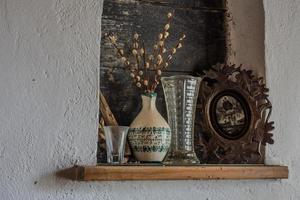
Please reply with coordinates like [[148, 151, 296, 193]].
[[141, 94, 157, 111]]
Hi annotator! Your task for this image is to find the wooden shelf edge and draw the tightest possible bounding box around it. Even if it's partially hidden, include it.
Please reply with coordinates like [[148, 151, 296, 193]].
[[57, 165, 288, 181]]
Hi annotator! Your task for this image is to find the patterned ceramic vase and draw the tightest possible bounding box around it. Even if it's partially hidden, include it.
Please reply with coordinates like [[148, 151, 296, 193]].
[[128, 93, 171, 162]]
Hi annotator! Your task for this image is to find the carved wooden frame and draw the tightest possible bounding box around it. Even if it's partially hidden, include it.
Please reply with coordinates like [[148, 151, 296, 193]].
[[197, 64, 274, 164]]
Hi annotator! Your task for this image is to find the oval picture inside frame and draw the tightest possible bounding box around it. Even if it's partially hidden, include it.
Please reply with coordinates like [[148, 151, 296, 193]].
[[209, 90, 251, 140]]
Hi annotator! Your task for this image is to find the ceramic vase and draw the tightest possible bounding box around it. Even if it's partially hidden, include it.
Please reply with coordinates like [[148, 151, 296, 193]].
[[128, 93, 171, 162], [161, 75, 202, 165]]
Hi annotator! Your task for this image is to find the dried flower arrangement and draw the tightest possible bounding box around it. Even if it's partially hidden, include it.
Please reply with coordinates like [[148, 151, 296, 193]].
[[105, 12, 186, 94]]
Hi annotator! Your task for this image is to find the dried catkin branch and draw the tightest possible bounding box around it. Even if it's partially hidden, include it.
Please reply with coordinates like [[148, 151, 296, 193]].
[[142, 42, 150, 92], [155, 11, 173, 70], [162, 34, 186, 70], [105, 11, 186, 94]]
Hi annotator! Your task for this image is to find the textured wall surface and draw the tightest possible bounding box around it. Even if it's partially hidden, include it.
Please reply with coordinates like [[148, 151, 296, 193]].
[[228, 0, 266, 77], [0, 0, 300, 199], [0, 0, 101, 199]]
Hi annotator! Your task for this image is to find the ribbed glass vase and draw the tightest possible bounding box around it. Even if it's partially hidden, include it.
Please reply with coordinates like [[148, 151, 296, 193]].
[[161, 75, 202, 165]]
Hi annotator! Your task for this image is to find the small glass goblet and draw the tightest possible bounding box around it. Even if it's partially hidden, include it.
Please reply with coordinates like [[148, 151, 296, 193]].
[[104, 126, 129, 164]]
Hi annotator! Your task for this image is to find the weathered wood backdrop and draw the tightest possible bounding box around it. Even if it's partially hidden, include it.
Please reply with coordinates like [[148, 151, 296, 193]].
[[99, 0, 227, 163]]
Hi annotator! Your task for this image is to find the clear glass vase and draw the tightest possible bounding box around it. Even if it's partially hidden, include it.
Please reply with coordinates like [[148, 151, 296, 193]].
[[161, 75, 202, 165]]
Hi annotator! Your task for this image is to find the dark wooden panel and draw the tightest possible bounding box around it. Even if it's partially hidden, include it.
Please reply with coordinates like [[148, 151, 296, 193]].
[[100, 0, 226, 73], [124, 0, 225, 10], [99, 0, 227, 163]]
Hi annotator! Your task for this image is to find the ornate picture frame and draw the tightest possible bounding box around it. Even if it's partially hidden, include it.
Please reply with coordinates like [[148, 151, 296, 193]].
[[197, 64, 274, 164]]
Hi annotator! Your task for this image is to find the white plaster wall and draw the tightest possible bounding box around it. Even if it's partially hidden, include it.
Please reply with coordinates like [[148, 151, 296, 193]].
[[0, 0, 300, 199]]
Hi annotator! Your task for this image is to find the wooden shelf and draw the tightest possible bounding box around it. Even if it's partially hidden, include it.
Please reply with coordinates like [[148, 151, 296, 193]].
[[57, 165, 288, 181]]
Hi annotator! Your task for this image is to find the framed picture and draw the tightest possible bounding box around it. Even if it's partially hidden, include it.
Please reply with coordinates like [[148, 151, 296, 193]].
[[209, 89, 251, 140], [197, 64, 274, 164]]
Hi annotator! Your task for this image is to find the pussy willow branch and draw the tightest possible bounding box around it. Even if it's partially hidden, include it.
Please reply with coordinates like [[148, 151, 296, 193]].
[[105, 12, 186, 94]]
